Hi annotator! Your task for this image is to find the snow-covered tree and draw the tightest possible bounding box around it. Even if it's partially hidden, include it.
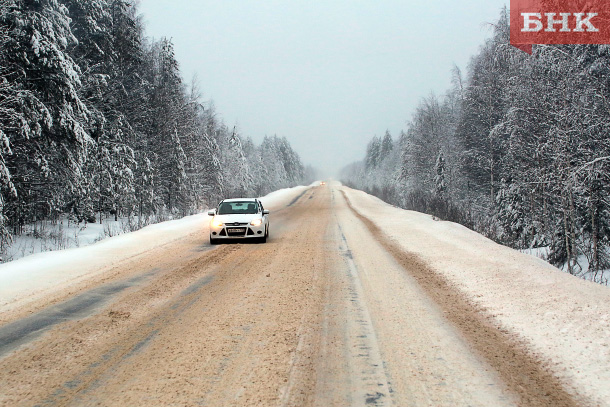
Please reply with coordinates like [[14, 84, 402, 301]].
[[365, 136, 381, 170], [434, 151, 447, 200], [380, 130, 393, 157], [1, 0, 93, 232]]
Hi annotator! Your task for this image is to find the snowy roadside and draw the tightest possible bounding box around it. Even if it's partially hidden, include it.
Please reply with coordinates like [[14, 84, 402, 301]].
[[0, 185, 311, 315], [341, 185, 610, 406], [2, 217, 125, 263]]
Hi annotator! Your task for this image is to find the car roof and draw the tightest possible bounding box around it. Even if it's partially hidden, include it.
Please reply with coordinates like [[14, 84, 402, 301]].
[[222, 198, 257, 203]]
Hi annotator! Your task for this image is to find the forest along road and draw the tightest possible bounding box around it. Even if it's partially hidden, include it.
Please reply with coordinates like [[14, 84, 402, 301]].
[[0, 185, 583, 406]]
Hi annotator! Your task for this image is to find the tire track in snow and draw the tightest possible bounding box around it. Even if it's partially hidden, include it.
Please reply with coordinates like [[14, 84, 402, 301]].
[[336, 224, 393, 406]]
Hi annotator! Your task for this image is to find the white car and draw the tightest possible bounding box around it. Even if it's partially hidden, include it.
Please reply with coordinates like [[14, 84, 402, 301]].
[[207, 198, 270, 244]]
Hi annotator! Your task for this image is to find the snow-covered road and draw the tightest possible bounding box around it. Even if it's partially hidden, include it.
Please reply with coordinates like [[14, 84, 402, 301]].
[[0, 183, 608, 406]]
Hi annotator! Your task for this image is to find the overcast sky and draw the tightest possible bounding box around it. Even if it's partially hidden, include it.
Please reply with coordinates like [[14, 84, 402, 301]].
[[138, 0, 509, 176]]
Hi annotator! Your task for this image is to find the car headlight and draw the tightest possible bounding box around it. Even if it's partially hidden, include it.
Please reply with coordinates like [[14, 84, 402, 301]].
[[250, 218, 263, 226], [211, 219, 223, 228]]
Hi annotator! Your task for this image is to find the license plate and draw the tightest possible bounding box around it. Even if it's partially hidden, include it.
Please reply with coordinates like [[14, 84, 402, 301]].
[[227, 228, 246, 233]]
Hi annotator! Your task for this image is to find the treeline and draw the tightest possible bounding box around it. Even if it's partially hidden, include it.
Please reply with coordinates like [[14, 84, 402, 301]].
[[0, 0, 309, 253], [341, 8, 610, 282]]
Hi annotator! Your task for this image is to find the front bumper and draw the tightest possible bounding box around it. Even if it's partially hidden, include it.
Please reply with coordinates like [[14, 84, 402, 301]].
[[210, 223, 265, 239]]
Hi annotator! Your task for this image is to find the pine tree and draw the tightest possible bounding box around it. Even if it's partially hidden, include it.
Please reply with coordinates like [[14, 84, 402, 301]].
[[380, 130, 393, 157], [1, 0, 93, 231], [144, 38, 187, 212], [168, 128, 187, 214], [365, 136, 381, 170], [0, 0, 18, 246]]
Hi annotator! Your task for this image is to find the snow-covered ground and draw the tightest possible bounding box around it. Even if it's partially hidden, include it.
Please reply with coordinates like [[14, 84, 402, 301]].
[[0, 185, 309, 314], [520, 246, 608, 285], [3, 216, 140, 263], [341, 186, 610, 406]]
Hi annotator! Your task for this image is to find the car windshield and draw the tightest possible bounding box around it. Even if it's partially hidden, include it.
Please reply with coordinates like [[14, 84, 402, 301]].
[[218, 201, 258, 215]]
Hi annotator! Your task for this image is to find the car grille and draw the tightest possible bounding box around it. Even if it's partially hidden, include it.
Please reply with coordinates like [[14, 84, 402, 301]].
[[221, 226, 256, 237]]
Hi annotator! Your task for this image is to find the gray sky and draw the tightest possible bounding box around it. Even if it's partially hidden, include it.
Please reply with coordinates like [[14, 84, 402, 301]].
[[138, 1, 509, 176]]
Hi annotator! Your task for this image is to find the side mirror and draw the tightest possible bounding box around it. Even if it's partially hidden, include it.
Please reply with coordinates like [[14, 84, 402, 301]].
[[207, 210, 216, 216], [263, 210, 270, 215]]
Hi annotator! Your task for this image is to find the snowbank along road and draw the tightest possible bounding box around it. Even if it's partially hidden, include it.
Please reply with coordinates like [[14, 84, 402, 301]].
[[0, 183, 609, 406]]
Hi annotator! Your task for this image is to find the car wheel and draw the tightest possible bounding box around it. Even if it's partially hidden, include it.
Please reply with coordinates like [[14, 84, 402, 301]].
[[210, 235, 218, 245]]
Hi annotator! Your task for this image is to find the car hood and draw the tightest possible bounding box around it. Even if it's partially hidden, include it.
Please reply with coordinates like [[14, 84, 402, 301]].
[[213, 214, 260, 224]]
